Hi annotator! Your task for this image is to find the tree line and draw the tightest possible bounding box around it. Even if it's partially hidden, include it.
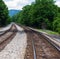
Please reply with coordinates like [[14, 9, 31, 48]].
[[12, 0, 60, 33], [0, 0, 60, 33]]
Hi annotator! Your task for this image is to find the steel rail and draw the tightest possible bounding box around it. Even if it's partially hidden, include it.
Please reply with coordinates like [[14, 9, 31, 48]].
[[38, 33, 60, 52], [0, 24, 17, 51], [15, 23, 60, 58], [29, 28, 60, 52], [43, 35, 60, 51], [32, 39, 37, 59]]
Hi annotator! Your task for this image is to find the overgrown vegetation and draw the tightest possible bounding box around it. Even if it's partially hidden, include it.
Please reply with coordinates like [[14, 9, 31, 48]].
[[12, 0, 60, 33], [38, 29, 59, 35], [0, 0, 10, 26], [0, 0, 60, 34]]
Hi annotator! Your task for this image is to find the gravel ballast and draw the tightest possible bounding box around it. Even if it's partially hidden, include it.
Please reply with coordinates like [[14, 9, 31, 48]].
[[0, 25, 27, 59]]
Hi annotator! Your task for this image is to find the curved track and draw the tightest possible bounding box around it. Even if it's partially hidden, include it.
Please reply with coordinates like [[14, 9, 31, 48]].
[[0, 23, 60, 59], [0, 24, 17, 51], [23, 26, 60, 59]]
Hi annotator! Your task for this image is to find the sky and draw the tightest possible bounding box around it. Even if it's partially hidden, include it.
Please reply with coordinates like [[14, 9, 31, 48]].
[[55, 0, 60, 7], [3, 0, 60, 10]]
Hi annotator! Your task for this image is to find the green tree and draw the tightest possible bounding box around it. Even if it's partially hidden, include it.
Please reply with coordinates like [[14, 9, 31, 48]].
[[34, 0, 58, 29], [53, 13, 60, 33], [12, 0, 58, 30], [0, 0, 9, 26], [20, 5, 31, 25]]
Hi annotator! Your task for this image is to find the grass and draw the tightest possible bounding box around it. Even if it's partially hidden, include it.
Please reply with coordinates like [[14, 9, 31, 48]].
[[38, 29, 59, 35]]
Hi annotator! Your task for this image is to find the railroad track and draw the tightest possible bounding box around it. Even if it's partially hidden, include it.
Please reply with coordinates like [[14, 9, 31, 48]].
[[0, 24, 17, 51], [22, 26, 60, 59]]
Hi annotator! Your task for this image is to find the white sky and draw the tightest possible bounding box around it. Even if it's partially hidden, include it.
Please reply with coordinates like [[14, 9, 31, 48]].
[[55, 0, 60, 7], [3, 0, 60, 10]]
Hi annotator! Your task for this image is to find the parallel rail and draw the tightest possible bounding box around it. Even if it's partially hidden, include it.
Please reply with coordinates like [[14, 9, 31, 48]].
[[12, 23, 60, 59], [0, 24, 17, 51], [29, 28, 60, 52], [40, 33, 60, 52], [21, 25, 60, 59]]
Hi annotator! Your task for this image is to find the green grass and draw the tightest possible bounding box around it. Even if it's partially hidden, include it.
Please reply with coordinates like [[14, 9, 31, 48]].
[[38, 29, 59, 35]]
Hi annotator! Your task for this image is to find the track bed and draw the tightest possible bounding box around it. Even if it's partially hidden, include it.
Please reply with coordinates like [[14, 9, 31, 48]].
[[24, 27, 60, 59], [0, 25, 17, 51]]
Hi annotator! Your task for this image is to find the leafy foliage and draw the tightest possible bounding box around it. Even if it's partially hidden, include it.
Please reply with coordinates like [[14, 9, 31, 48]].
[[53, 13, 60, 33], [12, 0, 60, 33], [0, 0, 9, 26]]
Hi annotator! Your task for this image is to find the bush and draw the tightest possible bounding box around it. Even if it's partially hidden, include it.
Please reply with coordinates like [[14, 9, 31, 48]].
[[0, 0, 9, 26], [53, 17, 60, 33]]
